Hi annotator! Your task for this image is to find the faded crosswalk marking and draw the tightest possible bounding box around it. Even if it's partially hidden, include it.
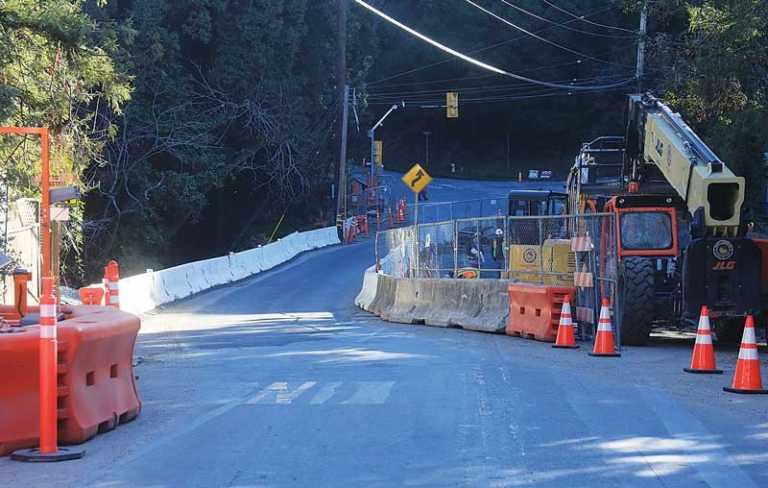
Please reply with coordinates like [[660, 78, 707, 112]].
[[246, 382, 317, 404], [246, 381, 394, 405], [310, 382, 343, 404], [342, 381, 395, 405]]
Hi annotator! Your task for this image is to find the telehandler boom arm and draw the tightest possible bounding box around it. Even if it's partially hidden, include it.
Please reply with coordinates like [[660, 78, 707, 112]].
[[626, 94, 745, 236]]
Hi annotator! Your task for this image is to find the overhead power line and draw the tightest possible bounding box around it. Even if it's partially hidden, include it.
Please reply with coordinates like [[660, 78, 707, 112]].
[[366, 85, 630, 106], [366, 4, 621, 86], [541, 0, 638, 34], [367, 73, 635, 98], [499, 0, 637, 39], [464, 0, 633, 69], [352, 0, 636, 91]]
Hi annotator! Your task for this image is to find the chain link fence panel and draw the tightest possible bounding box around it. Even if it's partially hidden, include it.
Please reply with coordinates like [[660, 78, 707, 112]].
[[374, 212, 621, 345]]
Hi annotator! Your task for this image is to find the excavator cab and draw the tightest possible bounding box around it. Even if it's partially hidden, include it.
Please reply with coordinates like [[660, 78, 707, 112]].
[[507, 190, 567, 217]]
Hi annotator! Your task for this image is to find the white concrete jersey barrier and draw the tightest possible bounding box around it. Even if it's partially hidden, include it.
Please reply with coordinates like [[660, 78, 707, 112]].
[[356, 270, 510, 334], [118, 226, 340, 315], [354, 266, 379, 311]]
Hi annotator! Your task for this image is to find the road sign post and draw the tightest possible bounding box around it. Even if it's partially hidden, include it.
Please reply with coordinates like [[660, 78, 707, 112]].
[[402, 164, 432, 278], [414, 190, 419, 277]]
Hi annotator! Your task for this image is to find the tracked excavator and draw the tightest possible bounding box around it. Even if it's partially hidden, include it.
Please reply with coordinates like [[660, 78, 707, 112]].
[[566, 94, 768, 345]]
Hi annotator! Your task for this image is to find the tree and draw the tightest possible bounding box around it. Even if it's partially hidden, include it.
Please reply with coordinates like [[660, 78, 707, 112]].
[[630, 0, 768, 211], [0, 0, 131, 283]]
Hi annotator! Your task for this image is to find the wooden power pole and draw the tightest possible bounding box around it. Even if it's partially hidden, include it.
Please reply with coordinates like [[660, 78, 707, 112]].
[[636, 1, 648, 92], [335, 0, 349, 228]]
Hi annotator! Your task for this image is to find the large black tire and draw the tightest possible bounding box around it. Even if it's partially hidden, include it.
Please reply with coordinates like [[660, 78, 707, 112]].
[[620, 257, 656, 346], [714, 318, 745, 344]]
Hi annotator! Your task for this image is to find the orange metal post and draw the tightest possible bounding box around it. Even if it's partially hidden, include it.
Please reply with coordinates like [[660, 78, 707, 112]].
[[13, 269, 33, 321], [4, 128, 84, 462], [40, 129, 51, 278]]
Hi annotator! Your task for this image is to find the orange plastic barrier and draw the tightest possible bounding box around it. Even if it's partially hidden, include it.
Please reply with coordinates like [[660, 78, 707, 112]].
[[754, 238, 768, 293], [0, 306, 141, 456], [79, 286, 105, 306], [0, 326, 39, 455], [506, 283, 576, 342]]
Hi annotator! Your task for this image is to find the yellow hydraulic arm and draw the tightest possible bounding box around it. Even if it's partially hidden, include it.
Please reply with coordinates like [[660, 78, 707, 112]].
[[627, 94, 745, 236]]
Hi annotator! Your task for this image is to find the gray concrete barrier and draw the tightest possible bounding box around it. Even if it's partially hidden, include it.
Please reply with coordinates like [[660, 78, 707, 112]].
[[385, 278, 420, 323], [459, 280, 510, 333], [357, 272, 511, 334], [367, 274, 396, 317]]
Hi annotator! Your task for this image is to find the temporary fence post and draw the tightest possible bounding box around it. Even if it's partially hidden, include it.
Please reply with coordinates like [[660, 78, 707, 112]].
[[504, 216, 509, 276], [538, 218, 545, 284], [453, 220, 459, 278], [11, 276, 84, 462], [612, 218, 622, 349], [589, 219, 600, 341], [475, 218, 480, 275]]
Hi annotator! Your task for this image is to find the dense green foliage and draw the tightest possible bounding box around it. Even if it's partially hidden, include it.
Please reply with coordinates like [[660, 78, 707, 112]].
[[1, 1, 766, 281], [642, 0, 768, 209]]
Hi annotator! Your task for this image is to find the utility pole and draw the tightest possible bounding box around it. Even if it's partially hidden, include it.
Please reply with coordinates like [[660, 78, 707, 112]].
[[506, 133, 511, 175], [422, 131, 431, 167], [335, 0, 348, 228], [635, 1, 648, 92]]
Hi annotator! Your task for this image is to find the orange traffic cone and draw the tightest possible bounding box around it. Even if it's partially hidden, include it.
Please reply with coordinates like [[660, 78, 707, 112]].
[[553, 295, 579, 349], [589, 297, 620, 357], [723, 315, 767, 394], [396, 200, 405, 223], [684, 306, 722, 374]]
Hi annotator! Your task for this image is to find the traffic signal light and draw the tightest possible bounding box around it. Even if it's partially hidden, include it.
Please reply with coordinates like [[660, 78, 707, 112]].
[[446, 92, 458, 118]]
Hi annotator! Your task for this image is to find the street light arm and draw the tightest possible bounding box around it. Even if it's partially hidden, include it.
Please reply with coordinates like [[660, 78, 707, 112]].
[[369, 103, 402, 134]]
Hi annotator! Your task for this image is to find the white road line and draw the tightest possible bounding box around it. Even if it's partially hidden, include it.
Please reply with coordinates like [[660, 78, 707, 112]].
[[310, 381, 343, 404], [342, 381, 395, 405], [246, 381, 317, 404]]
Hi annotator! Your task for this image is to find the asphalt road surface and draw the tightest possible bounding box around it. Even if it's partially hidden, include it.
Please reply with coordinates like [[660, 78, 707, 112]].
[[2, 176, 767, 487]]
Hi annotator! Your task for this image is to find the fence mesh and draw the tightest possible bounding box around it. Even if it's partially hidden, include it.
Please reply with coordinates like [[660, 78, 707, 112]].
[[415, 196, 509, 224], [375, 212, 620, 345]]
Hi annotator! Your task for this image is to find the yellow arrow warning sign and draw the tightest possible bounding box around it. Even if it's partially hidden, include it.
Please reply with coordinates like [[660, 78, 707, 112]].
[[402, 163, 432, 194]]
